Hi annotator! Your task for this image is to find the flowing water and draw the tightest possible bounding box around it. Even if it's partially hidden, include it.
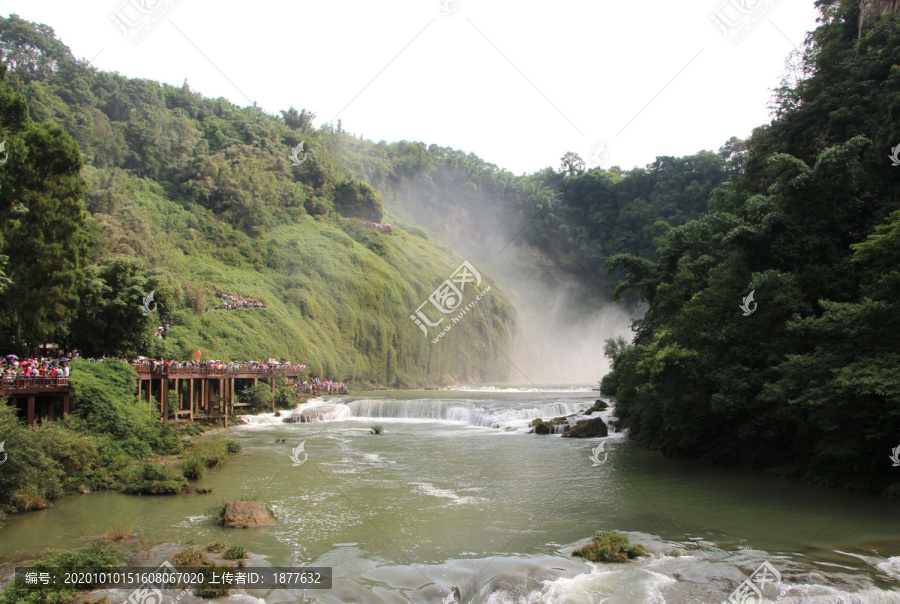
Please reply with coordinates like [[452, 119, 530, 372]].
[[2, 387, 900, 603]]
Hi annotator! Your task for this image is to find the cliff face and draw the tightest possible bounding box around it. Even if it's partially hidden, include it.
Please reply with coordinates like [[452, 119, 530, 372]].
[[859, 0, 900, 36]]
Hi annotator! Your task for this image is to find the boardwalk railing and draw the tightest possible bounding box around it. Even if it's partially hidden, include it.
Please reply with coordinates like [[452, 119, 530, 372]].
[[0, 376, 70, 390], [132, 365, 305, 376]]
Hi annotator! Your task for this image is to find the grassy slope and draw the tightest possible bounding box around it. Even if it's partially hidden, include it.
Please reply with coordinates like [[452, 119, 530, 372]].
[[103, 168, 514, 385]]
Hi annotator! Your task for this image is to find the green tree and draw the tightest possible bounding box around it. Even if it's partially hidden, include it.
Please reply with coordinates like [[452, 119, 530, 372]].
[[332, 178, 385, 221], [0, 61, 88, 350]]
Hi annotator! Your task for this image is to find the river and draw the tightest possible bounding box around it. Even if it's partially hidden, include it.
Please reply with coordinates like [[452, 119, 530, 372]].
[[2, 387, 900, 603]]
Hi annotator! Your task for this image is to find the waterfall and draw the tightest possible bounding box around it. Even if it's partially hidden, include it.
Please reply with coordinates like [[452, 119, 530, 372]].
[[336, 398, 588, 430]]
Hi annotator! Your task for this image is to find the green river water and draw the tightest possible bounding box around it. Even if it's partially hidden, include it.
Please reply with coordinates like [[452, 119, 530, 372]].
[[2, 387, 899, 603]]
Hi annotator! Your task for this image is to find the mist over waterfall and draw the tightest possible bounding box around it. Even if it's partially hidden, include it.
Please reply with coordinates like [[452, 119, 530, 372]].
[[381, 171, 638, 384]]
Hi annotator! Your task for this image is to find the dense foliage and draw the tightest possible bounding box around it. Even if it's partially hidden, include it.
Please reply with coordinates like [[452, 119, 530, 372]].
[[602, 1, 900, 494], [0, 360, 179, 518]]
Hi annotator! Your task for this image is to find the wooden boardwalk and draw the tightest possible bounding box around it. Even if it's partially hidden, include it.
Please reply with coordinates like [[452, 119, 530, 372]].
[[135, 366, 304, 427], [0, 377, 71, 426]]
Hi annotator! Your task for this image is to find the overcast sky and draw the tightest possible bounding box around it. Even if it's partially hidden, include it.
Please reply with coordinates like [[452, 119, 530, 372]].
[[9, 0, 820, 175]]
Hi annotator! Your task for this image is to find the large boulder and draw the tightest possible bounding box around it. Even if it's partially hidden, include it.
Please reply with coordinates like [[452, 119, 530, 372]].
[[222, 501, 276, 528], [561, 417, 609, 438]]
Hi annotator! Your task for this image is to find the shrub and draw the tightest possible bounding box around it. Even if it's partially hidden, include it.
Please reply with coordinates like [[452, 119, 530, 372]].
[[193, 562, 232, 598], [119, 461, 187, 495], [172, 547, 206, 566], [240, 383, 274, 411], [572, 531, 648, 563], [181, 456, 206, 480], [370, 426, 383, 434], [182, 437, 230, 480], [223, 545, 246, 560], [207, 501, 226, 525], [225, 439, 242, 453]]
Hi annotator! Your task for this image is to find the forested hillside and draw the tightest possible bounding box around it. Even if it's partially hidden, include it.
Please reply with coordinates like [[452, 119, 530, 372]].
[[0, 15, 515, 385], [601, 0, 900, 494], [0, 11, 748, 384]]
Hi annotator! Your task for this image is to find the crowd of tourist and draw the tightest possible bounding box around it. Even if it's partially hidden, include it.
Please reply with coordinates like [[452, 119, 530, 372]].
[[2, 355, 71, 384], [295, 377, 348, 394], [1, 353, 349, 396], [131, 358, 308, 373], [206, 292, 267, 312], [364, 221, 393, 233]]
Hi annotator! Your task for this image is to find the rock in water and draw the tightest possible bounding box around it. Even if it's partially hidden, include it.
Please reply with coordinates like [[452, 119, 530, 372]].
[[561, 417, 609, 438], [222, 501, 277, 528]]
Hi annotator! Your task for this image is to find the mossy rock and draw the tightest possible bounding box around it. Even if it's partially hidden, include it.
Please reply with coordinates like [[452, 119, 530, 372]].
[[585, 400, 608, 415], [572, 531, 647, 563], [533, 423, 551, 435], [561, 417, 608, 438]]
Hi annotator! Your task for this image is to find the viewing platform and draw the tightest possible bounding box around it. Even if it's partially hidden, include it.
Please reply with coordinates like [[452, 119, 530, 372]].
[[0, 376, 72, 426], [134, 364, 306, 427]]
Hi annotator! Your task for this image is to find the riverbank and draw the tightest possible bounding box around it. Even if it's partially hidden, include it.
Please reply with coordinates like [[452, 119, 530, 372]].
[[0, 359, 313, 525]]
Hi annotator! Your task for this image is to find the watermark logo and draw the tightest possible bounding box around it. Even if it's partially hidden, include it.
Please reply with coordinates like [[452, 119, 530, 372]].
[[0, 441, 7, 466], [889, 144, 900, 167], [290, 441, 308, 466], [589, 441, 608, 466], [725, 560, 786, 604], [709, 0, 782, 45], [410, 261, 492, 344], [890, 444, 900, 467], [140, 290, 157, 316], [0, 140, 8, 166], [127, 560, 187, 604], [109, 0, 181, 45], [740, 290, 757, 316], [439, 0, 459, 16], [289, 142, 308, 166], [588, 138, 611, 167]]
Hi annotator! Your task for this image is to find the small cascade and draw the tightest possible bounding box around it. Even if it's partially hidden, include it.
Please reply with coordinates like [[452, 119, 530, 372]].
[[240, 394, 601, 432], [343, 398, 588, 430]]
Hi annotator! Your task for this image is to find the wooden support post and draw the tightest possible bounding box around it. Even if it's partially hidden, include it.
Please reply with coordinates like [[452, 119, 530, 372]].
[[48, 399, 55, 421], [62, 393, 70, 419], [252, 377, 258, 387], [174, 378, 180, 414], [189, 379, 195, 421], [161, 379, 169, 424], [201, 379, 207, 414], [27, 396, 35, 427], [219, 379, 226, 427], [271, 378, 276, 412], [230, 378, 235, 415]]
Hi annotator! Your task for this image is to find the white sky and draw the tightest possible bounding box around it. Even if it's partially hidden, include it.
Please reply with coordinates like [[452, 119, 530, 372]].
[[8, 0, 820, 175]]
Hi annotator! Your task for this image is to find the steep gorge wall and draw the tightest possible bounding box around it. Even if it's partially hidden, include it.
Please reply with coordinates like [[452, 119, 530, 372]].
[[860, 0, 900, 35]]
